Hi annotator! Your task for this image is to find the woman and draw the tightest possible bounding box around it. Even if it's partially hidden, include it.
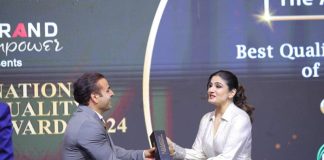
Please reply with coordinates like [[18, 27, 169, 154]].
[[169, 70, 254, 160]]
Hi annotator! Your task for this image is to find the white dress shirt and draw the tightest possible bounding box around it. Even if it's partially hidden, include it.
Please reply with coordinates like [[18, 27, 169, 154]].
[[173, 102, 252, 160]]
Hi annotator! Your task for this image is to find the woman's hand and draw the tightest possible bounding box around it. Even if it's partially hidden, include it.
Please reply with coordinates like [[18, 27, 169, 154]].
[[166, 137, 175, 156]]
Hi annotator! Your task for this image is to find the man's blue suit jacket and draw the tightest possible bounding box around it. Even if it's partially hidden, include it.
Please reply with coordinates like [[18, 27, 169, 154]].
[[0, 102, 14, 160]]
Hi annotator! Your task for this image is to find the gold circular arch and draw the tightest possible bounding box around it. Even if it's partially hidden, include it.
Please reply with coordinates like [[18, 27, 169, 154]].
[[142, 0, 168, 147]]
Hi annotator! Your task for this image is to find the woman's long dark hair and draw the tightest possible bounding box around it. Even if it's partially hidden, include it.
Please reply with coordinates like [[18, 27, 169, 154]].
[[207, 70, 255, 122]]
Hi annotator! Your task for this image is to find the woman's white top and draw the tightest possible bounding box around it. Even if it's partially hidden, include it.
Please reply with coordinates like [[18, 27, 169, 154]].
[[173, 102, 252, 160]]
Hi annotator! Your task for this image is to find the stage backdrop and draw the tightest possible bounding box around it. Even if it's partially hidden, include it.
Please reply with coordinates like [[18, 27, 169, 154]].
[[1, 0, 324, 159]]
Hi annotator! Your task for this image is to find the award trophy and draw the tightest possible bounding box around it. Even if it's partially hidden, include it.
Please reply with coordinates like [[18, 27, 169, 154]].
[[150, 130, 173, 160]]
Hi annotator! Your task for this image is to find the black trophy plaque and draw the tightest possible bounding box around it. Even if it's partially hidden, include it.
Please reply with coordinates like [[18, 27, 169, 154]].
[[150, 130, 173, 160]]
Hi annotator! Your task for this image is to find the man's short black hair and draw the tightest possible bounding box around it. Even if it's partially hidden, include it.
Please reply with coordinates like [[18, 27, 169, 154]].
[[73, 72, 105, 106]]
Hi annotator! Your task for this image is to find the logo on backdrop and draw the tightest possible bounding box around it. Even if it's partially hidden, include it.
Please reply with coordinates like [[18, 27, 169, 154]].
[[3, 82, 75, 135], [0, 22, 63, 68], [317, 144, 324, 160]]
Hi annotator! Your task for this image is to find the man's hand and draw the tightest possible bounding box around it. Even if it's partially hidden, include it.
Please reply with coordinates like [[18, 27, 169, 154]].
[[144, 147, 155, 159]]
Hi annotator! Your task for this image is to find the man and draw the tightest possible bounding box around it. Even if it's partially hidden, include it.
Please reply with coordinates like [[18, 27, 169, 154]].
[[0, 102, 14, 160], [63, 72, 154, 160]]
